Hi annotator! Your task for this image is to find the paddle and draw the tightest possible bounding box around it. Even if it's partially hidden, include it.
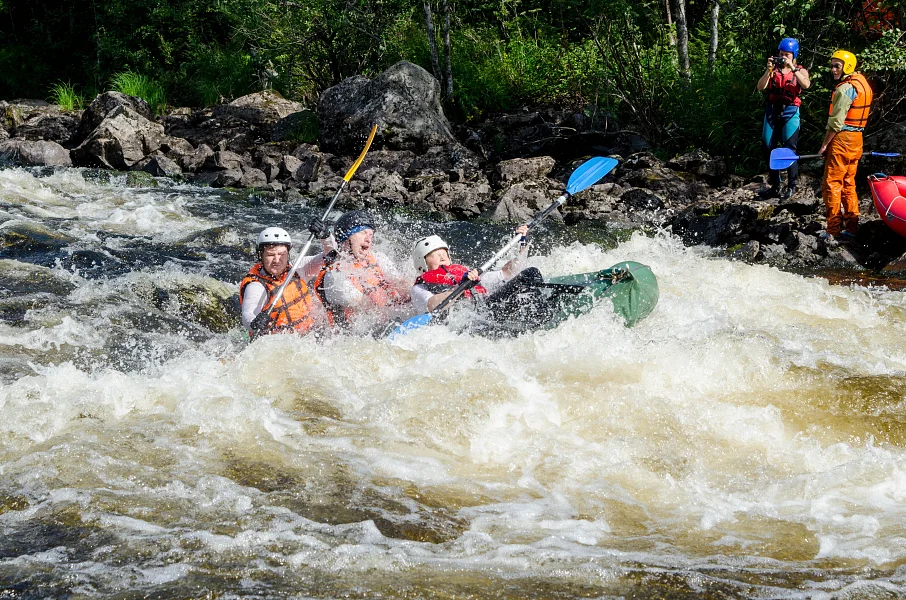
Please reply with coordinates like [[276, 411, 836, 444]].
[[390, 156, 620, 336], [770, 147, 901, 170], [259, 124, 377, 322]]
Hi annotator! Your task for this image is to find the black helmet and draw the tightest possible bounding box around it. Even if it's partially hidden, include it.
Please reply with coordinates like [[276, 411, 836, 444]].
[[334, 210, 376, 243]]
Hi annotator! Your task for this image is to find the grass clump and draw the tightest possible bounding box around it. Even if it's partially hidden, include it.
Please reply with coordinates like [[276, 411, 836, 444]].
[[110, 71, 166, 115], [49, 82, 84, 111]]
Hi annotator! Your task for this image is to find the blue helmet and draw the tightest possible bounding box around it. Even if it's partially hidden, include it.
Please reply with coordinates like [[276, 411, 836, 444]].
[[778, 38, 799, 58]]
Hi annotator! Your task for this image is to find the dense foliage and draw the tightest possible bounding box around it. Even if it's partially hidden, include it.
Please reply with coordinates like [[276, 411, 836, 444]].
[[0, 0, 903, 172]]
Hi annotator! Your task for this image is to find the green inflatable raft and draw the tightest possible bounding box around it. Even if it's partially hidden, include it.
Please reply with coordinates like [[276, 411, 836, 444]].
[[461, 261, 659, 336]]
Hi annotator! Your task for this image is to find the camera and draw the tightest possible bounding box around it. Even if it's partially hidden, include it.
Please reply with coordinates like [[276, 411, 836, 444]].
[[771, 56, 786, 69]]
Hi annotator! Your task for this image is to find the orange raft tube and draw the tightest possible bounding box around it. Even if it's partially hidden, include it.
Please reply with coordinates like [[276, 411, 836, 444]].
[[869, 173, 906, 238]]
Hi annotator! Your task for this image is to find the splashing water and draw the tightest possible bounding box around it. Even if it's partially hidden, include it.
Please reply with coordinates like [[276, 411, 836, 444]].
[[1, 167, 906, 598]]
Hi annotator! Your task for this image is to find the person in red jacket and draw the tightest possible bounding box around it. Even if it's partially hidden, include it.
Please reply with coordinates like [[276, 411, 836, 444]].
[[755, 37, 811, 201], [409, 225, 529, 314]]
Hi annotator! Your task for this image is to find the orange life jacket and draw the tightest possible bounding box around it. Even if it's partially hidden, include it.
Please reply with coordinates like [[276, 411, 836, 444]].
[[830, 72, 873, 131], [767, 68, 802, 107], [239, 263, 316, 338], [313, 251, 405, 328], [415, 264, 488, 297]]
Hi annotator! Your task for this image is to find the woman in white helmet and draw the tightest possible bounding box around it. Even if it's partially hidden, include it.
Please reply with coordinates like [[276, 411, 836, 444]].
[[239, 222, 333, 338], [312, 210, 411, 335], [410, 224, 529, 314]]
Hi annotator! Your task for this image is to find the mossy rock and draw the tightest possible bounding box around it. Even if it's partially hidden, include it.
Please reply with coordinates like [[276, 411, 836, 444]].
[[0, 221, 76, 253], [131, 275, 240, 333], [125, 170, 158, 188], [0, 259, 76, 296]]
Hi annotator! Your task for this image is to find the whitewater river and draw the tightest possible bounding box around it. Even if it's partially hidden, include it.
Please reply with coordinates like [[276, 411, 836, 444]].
[[2, 166, 906, 599]]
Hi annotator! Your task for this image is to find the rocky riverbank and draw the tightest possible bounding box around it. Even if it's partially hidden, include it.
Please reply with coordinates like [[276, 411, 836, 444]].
[[3, 60, 906, 280]]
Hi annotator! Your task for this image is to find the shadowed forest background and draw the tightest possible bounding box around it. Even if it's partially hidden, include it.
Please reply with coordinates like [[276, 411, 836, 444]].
[[0, 0, 903, 174]]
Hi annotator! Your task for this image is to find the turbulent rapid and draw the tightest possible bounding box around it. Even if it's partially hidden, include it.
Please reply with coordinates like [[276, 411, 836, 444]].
[[2, 166, 906, 599]]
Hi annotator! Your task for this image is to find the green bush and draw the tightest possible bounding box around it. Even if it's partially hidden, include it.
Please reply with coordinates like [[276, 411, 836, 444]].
[[110, 71, 167, 115], [48, 82, 84, 111]]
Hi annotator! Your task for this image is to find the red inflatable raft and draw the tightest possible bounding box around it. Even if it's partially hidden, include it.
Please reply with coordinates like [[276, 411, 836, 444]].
[[869, 173, 906, 237]]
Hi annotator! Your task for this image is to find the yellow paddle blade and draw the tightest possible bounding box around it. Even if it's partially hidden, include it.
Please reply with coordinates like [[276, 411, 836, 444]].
[[343, 124, 378, 182]]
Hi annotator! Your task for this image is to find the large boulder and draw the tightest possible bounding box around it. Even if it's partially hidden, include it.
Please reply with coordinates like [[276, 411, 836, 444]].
[[74, 92, 154, 146], [214, 90, 304, 126], [0, 139, 72, 167], [71, 105, 165, 170], [6, 106, 81, 145], [318, 61, 457, 154]]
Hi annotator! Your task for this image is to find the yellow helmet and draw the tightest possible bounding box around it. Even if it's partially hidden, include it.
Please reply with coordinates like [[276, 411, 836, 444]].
[[831, 50, 857, 75]]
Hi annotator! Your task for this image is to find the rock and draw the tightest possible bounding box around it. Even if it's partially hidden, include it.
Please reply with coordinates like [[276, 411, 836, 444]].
[[360, 168, 408, 204], [671, 203, 763, 246], [429, 181, 492, 219], [492, 183, 554, 222], [126, 171, 158, 188], [0, 128, 8, 143], [0, 259, 76, 296], [214, 90, 304, 126], [180, 143, 215, 173], [257, 155, 281, 182], [240, 167, 268, 188], [13, 107, 81, 144], [318, 61, 457, 154], [74, 92, 154, 146], [71, 105, 165, 170], [291, 150, 322, 183], [494, 156, 556, 187], [359, 149, 416, 173], [0, 220, 76, 254], [620, 187, 664, 211], [192, 169, 243, 188], [280, 154, 302, 179], [161, 136, 194, 156], [729, 240, 760, 261], [271, 109, 318, 142], [202, 150, 244, 172], [134, 153, 182, 178], [131, 275, 239, 333], [408, 144, 479, 179], [0, 139, 72, 167], [667, 149, 727, 182]]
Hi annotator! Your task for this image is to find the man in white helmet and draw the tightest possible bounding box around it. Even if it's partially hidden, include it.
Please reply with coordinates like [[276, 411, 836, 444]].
[[410, 224, 529, 314], [239, 222, 333, 338]]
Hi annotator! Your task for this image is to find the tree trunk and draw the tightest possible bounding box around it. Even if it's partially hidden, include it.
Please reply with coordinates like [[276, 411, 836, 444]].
[[442, 0, 453, 103], [708, 0, 720, 73], [423, 1, 442, 85], [672, 0, 690, 80], [665, 0, 675, 47]]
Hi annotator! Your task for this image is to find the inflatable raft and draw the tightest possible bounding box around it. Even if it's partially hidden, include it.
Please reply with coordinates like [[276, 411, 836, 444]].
[[394, 261, 659, 338], [869, 173, 906, 237]]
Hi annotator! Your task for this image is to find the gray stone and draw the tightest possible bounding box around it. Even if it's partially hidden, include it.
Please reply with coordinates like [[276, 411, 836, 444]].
[[180, 144, 215, 173], [71, 105, 165, 169], [318, 61, 457, 154], [293, 154, 321, 183], [495, 156, 556, 187], [0, 139, 72, 167], [240, 167, 268, 188], [620, 188, 664, 211], [729, 240, 760, 261], [202, 150, 244, 172], [214, 90, 304, 125], [280, 155, 302, 179], [135, 153, 182, 178], [75, 92, 154, 146]]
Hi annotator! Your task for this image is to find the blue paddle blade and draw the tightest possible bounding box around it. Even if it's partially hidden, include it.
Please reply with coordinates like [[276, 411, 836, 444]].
[[566, 157, 619, 195], [769, 148, 799, 170], [870, 152, 901, 158], [388, 313, 433, 339]]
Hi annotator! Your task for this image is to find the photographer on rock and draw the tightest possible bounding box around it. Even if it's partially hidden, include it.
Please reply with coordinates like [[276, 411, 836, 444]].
[[756, 38, 811, 201]]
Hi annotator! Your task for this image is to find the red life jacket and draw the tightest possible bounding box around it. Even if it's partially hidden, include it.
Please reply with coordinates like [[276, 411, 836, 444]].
[[415, 264, 487, 297], [239, 263, 316, 339], [313, 251, 406, 328], [767, 69, 802, 107]]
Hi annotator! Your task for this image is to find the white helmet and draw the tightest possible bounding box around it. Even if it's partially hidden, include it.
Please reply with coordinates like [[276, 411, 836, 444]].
[[411, 234, 449, 273], [256, 227, 292, 254]]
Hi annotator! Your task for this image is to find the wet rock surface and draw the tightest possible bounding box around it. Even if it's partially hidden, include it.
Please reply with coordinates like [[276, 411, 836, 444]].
[[2, 61, 905, 281]]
